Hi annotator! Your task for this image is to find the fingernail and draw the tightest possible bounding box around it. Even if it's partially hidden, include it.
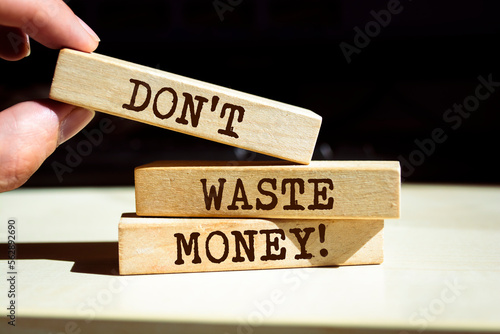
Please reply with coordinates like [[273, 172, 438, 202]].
[[24, 38, 31, 57], [77, 16, 100, 43], [58, 107, 95, 145]]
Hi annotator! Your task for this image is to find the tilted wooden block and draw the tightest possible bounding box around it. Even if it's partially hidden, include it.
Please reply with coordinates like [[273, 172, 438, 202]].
[[135, 160, 400, 219], [49, 49, 321, 164], [118, 213, 384, 275]]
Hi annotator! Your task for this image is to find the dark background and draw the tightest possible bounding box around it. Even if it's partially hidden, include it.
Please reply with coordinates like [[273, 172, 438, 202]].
[[1, 0, 500, 187]]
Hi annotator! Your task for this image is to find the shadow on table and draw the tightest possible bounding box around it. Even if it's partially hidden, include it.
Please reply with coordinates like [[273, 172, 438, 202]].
[[0, 242, 119, 275]]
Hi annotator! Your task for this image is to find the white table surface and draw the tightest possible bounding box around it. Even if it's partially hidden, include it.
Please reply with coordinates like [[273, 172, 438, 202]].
[[1, 183, 499, 333]]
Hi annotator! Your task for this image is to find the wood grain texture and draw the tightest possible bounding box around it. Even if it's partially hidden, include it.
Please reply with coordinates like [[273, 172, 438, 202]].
[[135, 160, 400, 219], [118, 213, 384, 275], [49, 48, 321, 164]]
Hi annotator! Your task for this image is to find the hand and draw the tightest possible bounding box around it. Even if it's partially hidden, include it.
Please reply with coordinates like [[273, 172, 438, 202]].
[[0, 0, 100, 192]]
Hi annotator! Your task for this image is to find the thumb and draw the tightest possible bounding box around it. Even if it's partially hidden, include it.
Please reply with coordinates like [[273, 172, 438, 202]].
[[0, 99, 94, 192]]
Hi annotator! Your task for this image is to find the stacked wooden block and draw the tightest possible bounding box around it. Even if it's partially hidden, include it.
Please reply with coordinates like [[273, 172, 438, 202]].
[[119, 161, 399, 274], [49, 49, 400, 275]]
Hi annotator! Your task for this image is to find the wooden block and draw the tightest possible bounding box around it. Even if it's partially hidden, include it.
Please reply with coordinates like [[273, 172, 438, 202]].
[[135, 160, 400, 219], [49, 49, 321, 164], [118, 213, 384, 275]]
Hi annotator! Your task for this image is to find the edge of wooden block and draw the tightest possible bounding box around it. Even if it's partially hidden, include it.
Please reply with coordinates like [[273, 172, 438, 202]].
[[134, 160, 400, 170]]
